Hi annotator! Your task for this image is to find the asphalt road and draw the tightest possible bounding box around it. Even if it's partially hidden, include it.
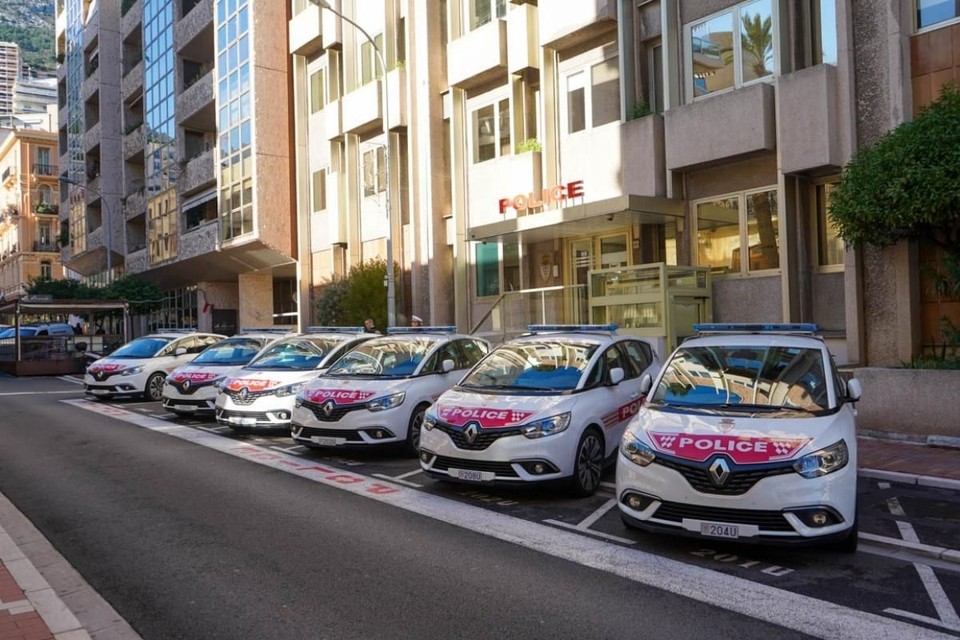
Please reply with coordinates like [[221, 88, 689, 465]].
[[0, 378, 812, 640]]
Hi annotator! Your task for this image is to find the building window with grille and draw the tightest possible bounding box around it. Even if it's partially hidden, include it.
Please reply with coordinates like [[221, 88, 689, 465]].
[[686, 0, 777, 100], [40, 260, 52, 279], [468, 0, 506, 31], [694, 187, 780, 276], [310, 68, 326, 113]]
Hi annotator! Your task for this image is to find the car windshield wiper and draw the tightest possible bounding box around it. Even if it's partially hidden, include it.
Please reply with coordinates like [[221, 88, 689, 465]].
[[718, 403, 782, 412]]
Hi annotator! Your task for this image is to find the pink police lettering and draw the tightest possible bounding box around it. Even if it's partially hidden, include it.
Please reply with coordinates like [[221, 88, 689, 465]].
[[225, 378, 277, 392], [648, 432, 812, 464], [302, 388, 375, 405], [436, 405, 534, 429], [170, 371, 220, 383], [90, 363, 124, 374]]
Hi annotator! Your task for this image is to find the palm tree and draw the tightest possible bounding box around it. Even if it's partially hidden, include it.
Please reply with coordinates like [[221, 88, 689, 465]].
[[740, 12, 773, 80]]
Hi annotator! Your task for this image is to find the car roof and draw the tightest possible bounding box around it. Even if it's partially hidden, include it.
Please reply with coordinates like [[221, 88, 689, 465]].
[[140, 332, 226, 340], [367, 331, 478, 344], [680, 333, 826, 350]]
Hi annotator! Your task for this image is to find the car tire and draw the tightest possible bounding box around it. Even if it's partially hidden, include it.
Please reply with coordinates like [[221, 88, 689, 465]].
[[144, 372, 166, 402], [569, 427, 604, 497], [404, 403, 430, 457]]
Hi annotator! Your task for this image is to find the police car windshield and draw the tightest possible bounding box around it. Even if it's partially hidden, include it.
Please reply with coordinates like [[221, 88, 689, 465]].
[[110, 337, 172, 358], [461, 341, 596, 391], [327, 338, 434, 377], [650, 345, 830, 413], [247, 337, 340, 370], [191, 337, 265, 366]]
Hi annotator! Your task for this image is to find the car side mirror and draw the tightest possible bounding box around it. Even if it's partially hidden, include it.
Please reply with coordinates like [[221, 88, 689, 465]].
[[175, 347, 187, 356], [608, 367, 624, 385], [442, 359, 456, 373], [845, 378, 862, 402], [639, 373, 653, 395]]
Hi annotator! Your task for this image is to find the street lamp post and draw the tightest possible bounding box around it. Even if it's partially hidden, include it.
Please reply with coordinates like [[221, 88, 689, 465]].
[[59, 176, 113, 282], [308, 0, 396, 327]]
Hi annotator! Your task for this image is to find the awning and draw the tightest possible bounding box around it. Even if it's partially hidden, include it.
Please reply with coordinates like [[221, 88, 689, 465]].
[[467, 194, 685, 244], [0, 298, 129, 315], [180, 188, 217, 211]]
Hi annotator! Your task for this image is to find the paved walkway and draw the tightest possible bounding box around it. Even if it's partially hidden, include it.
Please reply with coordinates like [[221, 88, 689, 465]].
[[0, 436, 957, 640]]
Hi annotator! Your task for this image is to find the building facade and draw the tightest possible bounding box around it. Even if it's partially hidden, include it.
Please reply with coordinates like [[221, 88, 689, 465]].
[[0, 128, 65, 302], [0, 42, 21, 118], [57, 0, 296, 334]]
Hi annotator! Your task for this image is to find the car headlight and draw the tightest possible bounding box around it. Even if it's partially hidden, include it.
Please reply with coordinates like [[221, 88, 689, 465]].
[[207, 376, 225, 387], [294, 394, 305, 408], [121, 365, 144, 376], [620, 432, 656, 467], [521, 412, 571, 439], [793, 440, 849, 479], [274, 382, 306, 397], [366, 392, 405, 412], [423, 413, 437, 430]]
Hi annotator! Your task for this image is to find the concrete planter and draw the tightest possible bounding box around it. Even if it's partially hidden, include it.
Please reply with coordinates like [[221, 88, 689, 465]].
[[854, 367, 960, 440]]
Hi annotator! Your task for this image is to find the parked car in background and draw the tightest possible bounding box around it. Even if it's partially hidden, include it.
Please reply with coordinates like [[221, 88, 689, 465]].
[[290, 327, 489, 455], [162, 329, 292, 417], [419, 325, 660, 496], [215, 327, 378, 432], [84, 330, 226, 401], [0, 323, 75, 337], [616, 323, 862, 551]]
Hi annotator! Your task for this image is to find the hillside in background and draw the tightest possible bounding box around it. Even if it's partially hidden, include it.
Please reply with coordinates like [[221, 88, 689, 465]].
[[0, 0, 56, 73]]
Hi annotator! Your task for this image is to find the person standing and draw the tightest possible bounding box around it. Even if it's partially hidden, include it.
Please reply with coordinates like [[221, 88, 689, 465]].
[[363, 318, 380, 334], [410, 315, 423, 327]]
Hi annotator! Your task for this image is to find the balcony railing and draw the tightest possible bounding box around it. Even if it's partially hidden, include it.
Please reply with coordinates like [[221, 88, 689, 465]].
[[35, 202, 59, 215], [33, 163, 57, 176], [33, 241, 58, 252]]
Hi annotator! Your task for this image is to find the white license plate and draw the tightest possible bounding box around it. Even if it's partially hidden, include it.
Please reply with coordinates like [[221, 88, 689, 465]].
[[231, 416, 257, 426], [700, 522, 740, 539], [310, 436, 344, 447], [451, 468, 493, 482], [175, 405, 195, 412], [89, 388, 110, 395]]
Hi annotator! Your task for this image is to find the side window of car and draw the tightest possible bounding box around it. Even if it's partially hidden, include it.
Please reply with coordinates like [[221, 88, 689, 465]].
[[459, 339, 487, 367], [436, 342, 462, 371], [197, 335, 220, 352], [619, 340, 652, 378], [174, 338, 197, 354]]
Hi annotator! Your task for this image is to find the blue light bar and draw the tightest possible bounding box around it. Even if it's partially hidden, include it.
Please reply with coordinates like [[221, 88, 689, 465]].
[[528, 324, 619, 333], [241, 327, 294, 334], [386, 326, 458, 334], [694, 323, 820, 335], [304, 326, 367, 334]]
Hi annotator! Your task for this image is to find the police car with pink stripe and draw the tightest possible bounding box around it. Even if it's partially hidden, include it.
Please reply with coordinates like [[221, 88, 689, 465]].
[[419, 325, 661, 496], [616, 323, 863, 550], [290, 327, 489, 455]]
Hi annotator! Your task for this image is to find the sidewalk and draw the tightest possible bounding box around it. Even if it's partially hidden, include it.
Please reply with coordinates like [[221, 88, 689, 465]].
[[0, 436, 957, 640]]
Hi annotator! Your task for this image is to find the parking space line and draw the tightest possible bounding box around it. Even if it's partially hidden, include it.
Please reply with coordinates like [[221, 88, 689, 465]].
[[882, 496, 960, 630], [373, 474, 422, 488], [0, 391, 80, 397], [543, 519, 636, 545], [396, 468, 425, 480]]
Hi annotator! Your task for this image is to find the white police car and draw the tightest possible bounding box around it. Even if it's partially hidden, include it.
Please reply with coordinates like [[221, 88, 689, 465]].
[[84, 330, 226, 401], [290, 327, 489, 455], [419, 325, 660, 496], [215, 328, 376, 432], [616, 323, 862, 551], [161, 329, 291, 417]]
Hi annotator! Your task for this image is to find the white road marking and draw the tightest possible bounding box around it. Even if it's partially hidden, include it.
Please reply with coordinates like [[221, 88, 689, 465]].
[[578, 498, 618, 530], [67, 398, 958, 640], [373, 474, 422, 488], [544, 519, 636, 545], [396, 468, 426, 480], [882, 495, 960, 630], [0, 391, 82, 397]]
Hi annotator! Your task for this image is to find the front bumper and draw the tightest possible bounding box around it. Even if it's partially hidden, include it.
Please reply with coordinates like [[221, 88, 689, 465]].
[[216, 395, 296, 430], [84, 372, 147, 398], [615, 452, 857, 542], [289, 402, 407, 447], [162, 386, 218, 414]]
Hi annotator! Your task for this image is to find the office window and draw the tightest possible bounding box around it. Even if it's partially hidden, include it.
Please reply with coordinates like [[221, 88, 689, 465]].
[[565, 55, 621, 134], [806, 0, 837, 66], [472, 98, 510, 163], [917, 0, 960, 29], [816, 183, 844, 267], [40, 260, 52, 279], [695, 188, 779, 276], [475, 242, 500, 297], [310, 68, 326, 113], [688, 0, 775, 99], [312, 169, 326, 211], [362, 147, 386, 197], [469, 0, 506, 31], [360, 33, 384, 86]]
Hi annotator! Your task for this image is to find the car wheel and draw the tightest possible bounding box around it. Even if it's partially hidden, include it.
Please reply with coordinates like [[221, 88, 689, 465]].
[[404, 403, 430, 457], [144, 372, 166, 402], [570, 427, 604, 497]]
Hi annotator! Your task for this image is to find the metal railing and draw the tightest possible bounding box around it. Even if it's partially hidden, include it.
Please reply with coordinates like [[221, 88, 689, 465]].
[[470, 284, 587, 345]]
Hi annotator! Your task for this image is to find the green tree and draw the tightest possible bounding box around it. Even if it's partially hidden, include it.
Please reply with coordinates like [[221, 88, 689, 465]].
[[830, 83, 960, 360], [103, 276, 164, 315], [26, 276, 99, 299], [314, 258, 395, 330]]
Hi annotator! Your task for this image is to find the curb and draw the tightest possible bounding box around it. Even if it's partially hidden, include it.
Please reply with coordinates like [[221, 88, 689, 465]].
[[859, 532, 960, 565], [859, 467, 960, 491]]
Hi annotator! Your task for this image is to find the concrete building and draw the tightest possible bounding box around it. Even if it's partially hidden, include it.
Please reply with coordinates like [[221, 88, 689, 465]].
[[13, 76, 58, 116], [0, 128, 65, 302], [289, 0, 958, 366], [57, 0, 295, 334], [0, 42, 20, 118]]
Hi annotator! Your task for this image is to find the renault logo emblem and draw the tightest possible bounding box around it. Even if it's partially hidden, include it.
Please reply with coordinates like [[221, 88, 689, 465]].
[[322, 400, 335, 417], [708, 458, 731, 487], [182, 379, 191, 391], [96, 371, 106, 381], [463, 422, 479, 445], [239, 387, 249, 400]]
